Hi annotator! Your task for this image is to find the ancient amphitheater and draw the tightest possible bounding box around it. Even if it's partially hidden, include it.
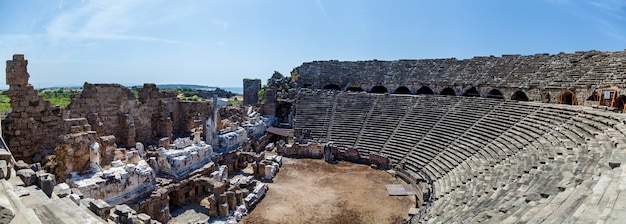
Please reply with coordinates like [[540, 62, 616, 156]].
[[0, 50, 626, 224]]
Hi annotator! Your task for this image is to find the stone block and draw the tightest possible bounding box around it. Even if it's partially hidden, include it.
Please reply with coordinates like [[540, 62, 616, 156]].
[[0, 160, 7, 180], [36, 173, 55, 197], [17, 169, 37, 186], [29, 163, 41, 172], [53, 183, 71, 198], [14, 160, 29, 170], [137, 213, 151, 224], [89, 199, 111, 218]]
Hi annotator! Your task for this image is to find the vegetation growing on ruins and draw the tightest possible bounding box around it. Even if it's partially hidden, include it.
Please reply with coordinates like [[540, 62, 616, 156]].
[[0, 94, 10, 117], [39, 88, 78, 108]]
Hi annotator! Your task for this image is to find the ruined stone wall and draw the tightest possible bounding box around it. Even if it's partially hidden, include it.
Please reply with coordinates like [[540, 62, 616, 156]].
[[295, 50, 626, 103], [176, 101, 210, 138], [68, 83, 139, 147], [2, 55, 64, 162], [3, 55, 212, 163]]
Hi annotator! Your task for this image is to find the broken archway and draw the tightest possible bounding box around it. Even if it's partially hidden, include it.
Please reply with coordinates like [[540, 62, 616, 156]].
[[370, 86, 388, 94], [416, 86, 434, 95], [462, 87, 480, 97], [511, 90, 529, 101], [613, 95, 626, 112], [394, 86, 411, 94], [557, 90, 578, 105], [440, 88, 456, 96], [486, 89, 504, 99]]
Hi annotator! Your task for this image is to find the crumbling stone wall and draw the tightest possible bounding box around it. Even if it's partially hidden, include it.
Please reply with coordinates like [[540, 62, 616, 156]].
[[294, 50, 626, 104], [3, 54, 212, 163], [3, 54, 64, 162]]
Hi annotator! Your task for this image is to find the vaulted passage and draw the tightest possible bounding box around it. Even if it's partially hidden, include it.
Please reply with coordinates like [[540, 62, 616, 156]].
[[558, 90, 577, 105], [486, 89, 504, 99], [416, 86, 434, 95], [462, 87, 480, 97], [511, 90, 529, 101], [370, 86, 388, 94], [394, 86, 411, 94], [614, 95, 626, 111], [323, 84, 341, 90], [587, 91, 600, 101], [440, 88, 456, 96]]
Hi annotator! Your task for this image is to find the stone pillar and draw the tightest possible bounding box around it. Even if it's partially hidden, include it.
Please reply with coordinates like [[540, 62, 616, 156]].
[[264, 165, 272, 180], [136, 142, 145, 158], [235, 190, 243, 205], [218, 203, 229, 217], [226, 191, 236, 210], [208, 195, 218, 217], [89, 142, 101, 172], [243, 79, 261, 105]]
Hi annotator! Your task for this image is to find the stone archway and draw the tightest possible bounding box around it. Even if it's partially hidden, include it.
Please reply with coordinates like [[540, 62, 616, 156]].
[[587, 91, 600, 102], [322, 84, 341, 91], [462, 87, 480, 97], [511, 90, 529, 101], [370, 86, 388, 94], [558, 90, 578, 105], [416, 86, 434, 95], [394, 86, 411, 94], [486, 89, 504, 99], [440, 88, 456, 96], [613, 95, 626, 111]]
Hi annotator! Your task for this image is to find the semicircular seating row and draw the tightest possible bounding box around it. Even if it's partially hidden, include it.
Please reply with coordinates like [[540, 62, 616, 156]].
[[293, 90, 626, 223]]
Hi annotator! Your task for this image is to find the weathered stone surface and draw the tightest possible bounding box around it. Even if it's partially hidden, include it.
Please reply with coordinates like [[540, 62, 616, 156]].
[[294, 50, 626, 105], [243, 79, 261, 105], [16, 168, 36, 186], [3, 55, 211, 163]]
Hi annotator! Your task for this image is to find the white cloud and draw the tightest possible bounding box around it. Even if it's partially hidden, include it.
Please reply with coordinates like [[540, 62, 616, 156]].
[[44, 0, 183, 44]]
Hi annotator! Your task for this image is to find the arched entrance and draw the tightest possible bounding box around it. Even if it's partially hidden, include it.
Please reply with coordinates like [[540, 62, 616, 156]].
[[462, 87, 480, 97], [322, 84, 341, 91], [416, 86, 434, 95], [587, 91, 600, 102], [347, 85, 364, 92], [370, 86, 388, 94], [557, 90, 578, 105], [486, 89, 504, 99], [613, 95, 626, 111], [440, 88, 456, 96], [394, 86, 411, 94], [511, 90, 529, 101]]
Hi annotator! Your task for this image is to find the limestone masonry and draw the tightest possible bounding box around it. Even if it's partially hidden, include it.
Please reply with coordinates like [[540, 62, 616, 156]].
[[0, 54, 279, 224], [4, 50, 626, 223], [295, 50, 626, 106]]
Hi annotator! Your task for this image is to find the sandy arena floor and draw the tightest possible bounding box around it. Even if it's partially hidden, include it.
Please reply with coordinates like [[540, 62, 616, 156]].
[[240, 158, 415, 224]]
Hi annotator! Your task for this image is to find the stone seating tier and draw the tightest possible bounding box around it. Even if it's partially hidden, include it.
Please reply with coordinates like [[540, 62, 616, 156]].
[[293, 91, 626, 223]]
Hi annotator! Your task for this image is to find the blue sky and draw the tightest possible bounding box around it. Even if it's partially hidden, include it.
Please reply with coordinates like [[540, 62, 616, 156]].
[[1, 0, 625, 88]]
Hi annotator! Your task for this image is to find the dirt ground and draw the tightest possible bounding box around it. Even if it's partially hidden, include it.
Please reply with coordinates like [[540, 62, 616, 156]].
[[240, 158, 415, 224]]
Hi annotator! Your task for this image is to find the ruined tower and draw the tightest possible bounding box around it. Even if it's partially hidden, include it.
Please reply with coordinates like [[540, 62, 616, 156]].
[[243, 79, 261, 105], [4, 54, 64, 162], [6, 54, 29, 86]]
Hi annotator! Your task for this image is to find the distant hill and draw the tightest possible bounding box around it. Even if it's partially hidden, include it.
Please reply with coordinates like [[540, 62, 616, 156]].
[[152, 84, 216, 90]]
